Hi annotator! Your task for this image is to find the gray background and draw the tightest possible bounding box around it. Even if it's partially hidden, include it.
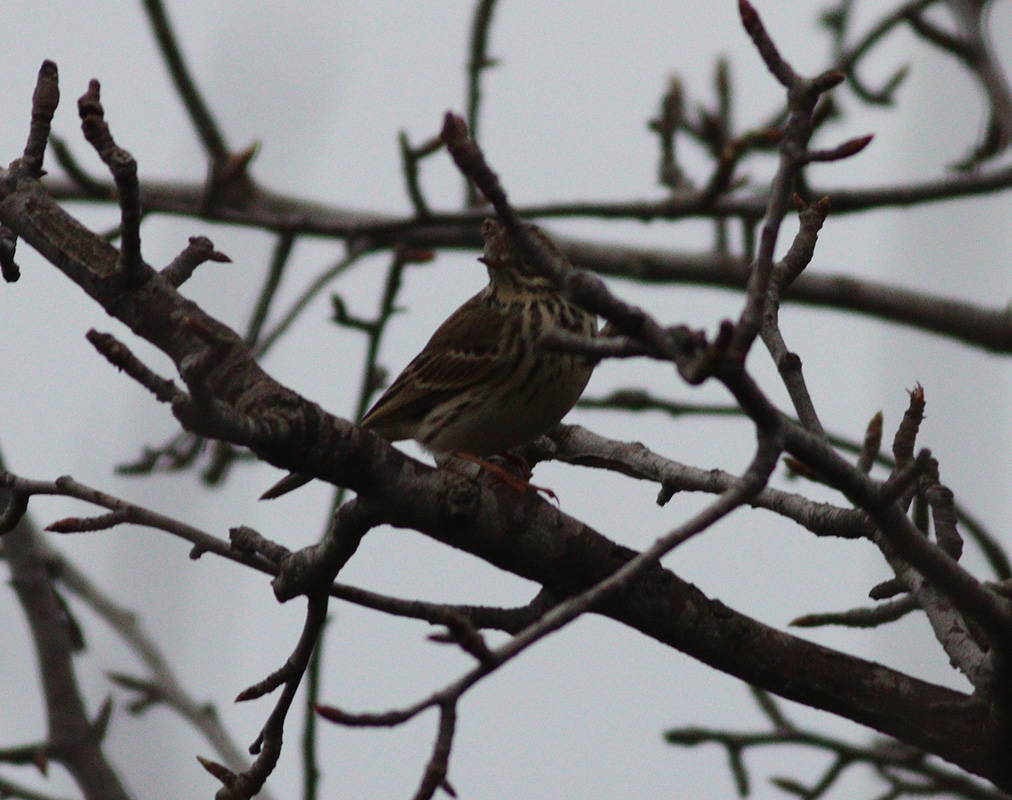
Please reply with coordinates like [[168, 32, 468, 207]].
[[2, 2, 1011, 798]]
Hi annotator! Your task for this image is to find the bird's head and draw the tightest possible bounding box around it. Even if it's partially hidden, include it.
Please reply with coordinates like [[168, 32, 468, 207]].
[[478, 218, 558, 293]]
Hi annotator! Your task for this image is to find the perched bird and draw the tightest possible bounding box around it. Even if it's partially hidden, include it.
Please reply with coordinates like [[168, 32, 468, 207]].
[[262, 218, 597, 499]]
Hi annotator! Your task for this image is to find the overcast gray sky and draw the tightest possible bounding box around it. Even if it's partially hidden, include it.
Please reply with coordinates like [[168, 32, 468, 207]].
[[2, 2, 1011, 798]]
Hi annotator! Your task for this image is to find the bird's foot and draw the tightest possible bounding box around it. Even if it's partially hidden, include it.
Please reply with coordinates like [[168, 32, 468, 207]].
[[450, 451, 558, 503]]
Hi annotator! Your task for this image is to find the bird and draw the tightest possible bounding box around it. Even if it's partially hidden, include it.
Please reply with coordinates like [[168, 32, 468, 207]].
[[261, 218, 598, 500]]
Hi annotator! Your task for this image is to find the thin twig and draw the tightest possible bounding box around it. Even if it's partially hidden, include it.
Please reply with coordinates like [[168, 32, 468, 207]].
[[38, 542, 273, 796], [206, 593, 329, 799], [161, 235, 231, 287], [759, 195, 831, 435], [22, 60, 59, 179], [464, 0, 501, 207], [245, 233, 295, 347], [86, 330, 185, 405], [252, 242, 370, 360], [791, 594, 919, 629], [77, 80, 144, 285], [140, 0, 230, 163], [665, 692, 1008, 800], [1, 498, 129, 799]]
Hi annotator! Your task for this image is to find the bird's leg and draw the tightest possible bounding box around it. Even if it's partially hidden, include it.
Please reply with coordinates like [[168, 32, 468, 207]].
[[449, 451, 559, 503]]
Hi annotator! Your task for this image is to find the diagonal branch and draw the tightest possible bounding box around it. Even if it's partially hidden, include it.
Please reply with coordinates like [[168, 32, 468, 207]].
[[39, 541, 273, 796], [139, 0, 230, 163], [1, 498, 130, 799]]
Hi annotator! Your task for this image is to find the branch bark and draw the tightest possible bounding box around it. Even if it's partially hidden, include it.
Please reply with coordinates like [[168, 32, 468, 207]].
[[3, 514, 130, 800]]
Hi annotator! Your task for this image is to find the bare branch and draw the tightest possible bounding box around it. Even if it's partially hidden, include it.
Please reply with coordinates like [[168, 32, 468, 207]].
[[1, 509, 129, 799], [0, 224, 19, 282], [399, 131, 443, 218], [77, 80, 144, 285], [666, 689, 1009, 800], [730, 371, 1012, 655], [162, 235, 231, 287], [208, 593, 328, 799], [415, 702, 458, 800], [21, 61, 60, 179], [37, 541, 270, 791], [792, 595, 920, 629], [464, 0, 501, 207], [545, 423, 871, 538], [139, 0, 230, 163], [0, 470, 279, 573], [731, 1, 848, 362], [86, 329, 185, 405], [760, 195, 832, 434], [0, 774, 76, 800], [738, 0, 797, 88], [801, 133, 874, 163]]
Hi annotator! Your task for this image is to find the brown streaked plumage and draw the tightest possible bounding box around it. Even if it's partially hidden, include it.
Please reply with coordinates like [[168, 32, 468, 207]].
[[262, 218, 597, 500]]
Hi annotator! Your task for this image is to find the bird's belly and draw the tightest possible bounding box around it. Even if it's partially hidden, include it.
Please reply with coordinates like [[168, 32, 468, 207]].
[[418, 357, 592, 455]]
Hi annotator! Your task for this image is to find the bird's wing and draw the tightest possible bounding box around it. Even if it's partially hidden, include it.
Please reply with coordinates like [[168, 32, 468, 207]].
[[361, 292, 513, 436]]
